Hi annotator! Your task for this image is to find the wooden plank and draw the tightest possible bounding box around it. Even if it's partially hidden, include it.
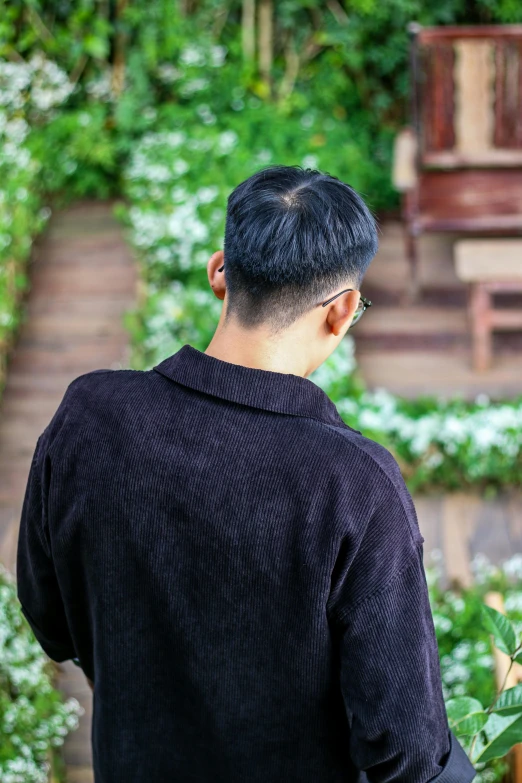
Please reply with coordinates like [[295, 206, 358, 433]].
[[418, 170, 522, 225], [494, 40, 522, 149], [424, 42, 455, 151], [419, 26, 522, 43], [455, 239, 522, 281], [424, 149, 522, 166], [454, 40, 495, 156], [413, 495, 444, 565], [356, 349, 522, 399], [506, 492, 522, 550], [470, 496, 514, 565], [441, 493, 478, 588], [356, 306, 467, 336]]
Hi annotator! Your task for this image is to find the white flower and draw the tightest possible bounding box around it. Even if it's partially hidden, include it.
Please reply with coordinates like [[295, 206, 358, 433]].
[[196, 104, 216, 126], [301, 155, 318, 169], [196, 186, 218, 204], [503, 556, 522, 581], [210, 46, 227, 67], [157, 64, 183, 83], [173, 159, 189, 176], [300, 111, 315, 129], [217, 130, 238, 154], [254, 149, 272, 165], [179, 44, 206, 67], [180, 78, 209, 97]]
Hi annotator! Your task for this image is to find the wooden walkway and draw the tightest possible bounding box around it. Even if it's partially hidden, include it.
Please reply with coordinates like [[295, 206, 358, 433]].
[[0, 209, 520, 781], [0, 201, 137, 783]]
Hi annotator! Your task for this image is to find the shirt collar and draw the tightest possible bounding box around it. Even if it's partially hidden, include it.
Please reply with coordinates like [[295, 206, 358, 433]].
[[152, 344, 345, 426]]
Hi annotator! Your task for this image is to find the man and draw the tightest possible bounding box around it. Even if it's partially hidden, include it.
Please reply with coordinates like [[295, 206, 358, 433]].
[[17, 165, 475, 782]]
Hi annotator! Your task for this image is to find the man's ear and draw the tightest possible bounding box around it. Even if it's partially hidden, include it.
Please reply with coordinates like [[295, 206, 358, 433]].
[[324, 290, 360, 337], [208, 250, 226, 301]]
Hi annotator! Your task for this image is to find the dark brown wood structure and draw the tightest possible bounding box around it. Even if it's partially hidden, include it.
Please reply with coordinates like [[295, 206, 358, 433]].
[[393, 24, 522, 298]]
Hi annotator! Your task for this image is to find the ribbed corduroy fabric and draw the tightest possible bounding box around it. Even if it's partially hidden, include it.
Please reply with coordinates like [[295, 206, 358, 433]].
[[16, 343, 476, 783]]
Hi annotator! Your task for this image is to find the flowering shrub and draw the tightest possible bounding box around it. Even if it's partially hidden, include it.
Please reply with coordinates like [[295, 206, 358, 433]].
[[0, 55, 76, 379], [0, 565, 83, 783], [337, 390, 522, 493]]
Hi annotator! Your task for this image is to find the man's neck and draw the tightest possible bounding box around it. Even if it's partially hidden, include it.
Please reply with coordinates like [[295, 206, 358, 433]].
[[204, 327, 311, 377]]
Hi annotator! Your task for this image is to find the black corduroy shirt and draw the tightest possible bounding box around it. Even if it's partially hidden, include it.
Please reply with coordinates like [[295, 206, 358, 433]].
[[16, 343, 475, 783]]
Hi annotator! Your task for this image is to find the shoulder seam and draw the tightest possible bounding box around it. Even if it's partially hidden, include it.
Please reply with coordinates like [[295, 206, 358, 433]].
[[67, 368, 114, 389], [322, 422, 421, 546], [336, 541, 423, 625]]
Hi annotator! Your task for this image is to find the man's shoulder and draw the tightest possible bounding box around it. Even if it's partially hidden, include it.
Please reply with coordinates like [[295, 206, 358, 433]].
[[323, 419, 403, 479], [316, 417, 411, 504], [314, 418, 422, 545], [55, 366, 152, 425], [65, 366, 149, 399]]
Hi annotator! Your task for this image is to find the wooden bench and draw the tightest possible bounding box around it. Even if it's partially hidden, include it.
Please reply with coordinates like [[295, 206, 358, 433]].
[[393, 25, 522, 300], [454, 239, 522, 371]]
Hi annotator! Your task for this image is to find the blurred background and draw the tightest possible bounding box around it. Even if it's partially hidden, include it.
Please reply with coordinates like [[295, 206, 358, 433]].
[[0, 2, 521, 782]]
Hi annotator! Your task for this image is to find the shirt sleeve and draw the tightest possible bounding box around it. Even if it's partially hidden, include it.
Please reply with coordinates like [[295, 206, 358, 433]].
[[327, 470, 476, 783], [16, 424, 77, 663]]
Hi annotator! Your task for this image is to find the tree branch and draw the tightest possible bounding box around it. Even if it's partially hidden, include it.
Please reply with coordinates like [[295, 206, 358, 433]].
[[327, 0, 350, 26], [242, 0, 255, 61]]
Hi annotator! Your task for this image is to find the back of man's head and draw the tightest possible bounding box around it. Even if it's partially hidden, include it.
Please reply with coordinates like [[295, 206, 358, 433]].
[[223, 165, 378, 333]]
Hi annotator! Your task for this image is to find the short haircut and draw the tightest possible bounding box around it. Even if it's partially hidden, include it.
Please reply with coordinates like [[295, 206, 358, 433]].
[[222, 165, 379, 333]]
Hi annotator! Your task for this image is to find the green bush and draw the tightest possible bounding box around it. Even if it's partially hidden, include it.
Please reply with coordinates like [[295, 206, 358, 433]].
[[0, 566, 83, 783], [428, 553, 522, 782]]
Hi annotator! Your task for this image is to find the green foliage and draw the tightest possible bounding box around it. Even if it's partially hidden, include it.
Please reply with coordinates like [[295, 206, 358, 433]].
[[446, 697, 488, 735], [0, 566, 83, 783], [481, 605, 518, 657], [4, 0, 522, 209], [473, 712, 522, 764], [28, 104, 119, 201], [492, 685, 522, 717], [428, 554, 522, 780]]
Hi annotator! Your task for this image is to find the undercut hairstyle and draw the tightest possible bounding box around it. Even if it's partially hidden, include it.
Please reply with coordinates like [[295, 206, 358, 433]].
[[222, 165, 379, 333]]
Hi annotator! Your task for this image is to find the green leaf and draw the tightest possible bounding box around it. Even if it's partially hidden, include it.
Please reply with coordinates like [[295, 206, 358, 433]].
[[446, 697, 488, 736], [473, 711, 522, 764], [492, 685, 522, 717], [83, 35, 108, 59], [482, 604, 518, 656]]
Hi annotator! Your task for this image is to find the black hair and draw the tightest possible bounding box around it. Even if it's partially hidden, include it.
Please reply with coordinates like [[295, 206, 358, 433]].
[[222, 165, 378, 333]]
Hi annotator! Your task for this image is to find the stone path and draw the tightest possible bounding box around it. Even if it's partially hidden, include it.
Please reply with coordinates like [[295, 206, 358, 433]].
[[0, 207, 520, 781]]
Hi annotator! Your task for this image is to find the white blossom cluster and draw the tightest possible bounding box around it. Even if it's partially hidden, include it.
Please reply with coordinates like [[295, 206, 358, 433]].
[[472, 553, 522, 586], [0, 565, 83, 782], [85, 69, 116, 102], [0, 54, 74, 115], [336, 386, 522, 480], [124, 130, 236, 274], [0, 55, 70, 269], [128, 200, 215, 272], [155, 43, 226, 98], [138, 280, 222, 366]]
